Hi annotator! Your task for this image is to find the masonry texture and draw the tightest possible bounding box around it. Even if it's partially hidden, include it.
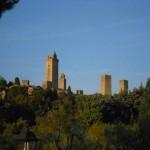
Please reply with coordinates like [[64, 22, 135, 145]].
[[45, 52, 59, 89], [22, 80, 30, 86], [59, 73, 66, 90], [100, 75, 112, 96], [119, 80, 128, 94]]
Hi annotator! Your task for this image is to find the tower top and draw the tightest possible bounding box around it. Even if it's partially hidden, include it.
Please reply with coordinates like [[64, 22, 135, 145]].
[[47, 52, 58, 60], [53, 51, 57, 59], [45, 51, 59, 89], [60, 73, 65, 78]]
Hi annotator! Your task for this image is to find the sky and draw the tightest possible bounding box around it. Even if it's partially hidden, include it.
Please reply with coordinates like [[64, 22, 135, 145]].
[[0, 0, 150, 94]]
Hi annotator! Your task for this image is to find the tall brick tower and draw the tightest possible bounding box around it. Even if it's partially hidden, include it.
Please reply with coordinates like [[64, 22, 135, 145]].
[[45, 52, 59, 89], [100, 75, 112, 96], [119, 80, 128, 95], [59, 73, 66, 90]]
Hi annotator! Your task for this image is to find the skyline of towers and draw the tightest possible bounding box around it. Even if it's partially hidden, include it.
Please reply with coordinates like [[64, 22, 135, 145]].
[[59, 73, 66, 90], [42, 52, 129, 94], [45, 52, 59, 89], [1, 52, 132, 95], [119, 80, 128, 95], [100, 75, 129, 96], [100, 75, 112, 96]]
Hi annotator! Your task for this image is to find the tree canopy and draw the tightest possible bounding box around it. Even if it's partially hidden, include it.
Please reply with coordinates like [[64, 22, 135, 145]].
[[0, 0, 19, 17], [0, 76, 150, 149]]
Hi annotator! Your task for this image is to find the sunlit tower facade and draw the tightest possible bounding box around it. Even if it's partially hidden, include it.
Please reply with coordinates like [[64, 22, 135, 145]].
[[59, 73, 66, 90], [119, 80, 128, 95], [100, 75, 112, 96], [45, 52, 59, 89]]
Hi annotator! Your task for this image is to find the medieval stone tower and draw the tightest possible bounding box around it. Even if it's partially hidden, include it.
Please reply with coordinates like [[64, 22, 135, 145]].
[[45, 52, 59, 89], [119, 80, 128, 94], [59, 73, 66, 90], [100, 75, 112, 96]]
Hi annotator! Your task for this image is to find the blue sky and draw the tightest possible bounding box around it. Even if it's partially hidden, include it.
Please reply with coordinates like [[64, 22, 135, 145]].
[[0, 0, 150, 94]]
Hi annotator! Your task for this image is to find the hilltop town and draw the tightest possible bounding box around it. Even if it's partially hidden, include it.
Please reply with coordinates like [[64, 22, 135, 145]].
[[1, 52, 131, 98], [0, 52, 150, 150]]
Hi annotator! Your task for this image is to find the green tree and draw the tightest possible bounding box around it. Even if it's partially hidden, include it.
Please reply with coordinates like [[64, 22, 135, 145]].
[[14, 77, 20, 85], [29, 87, 58, 115], [34, 96, 84, 150], [76, 95, 102, 125], [146, 78, 150, 90], [7, 81, 13, 87], [137, 115, 150, 149], [6, 86, 28, 103], [104, 124, 138, 150], [67, 86, 72, 95], [0, 118, 27, 150], [100, 98, 138, 124], [0, 75, 7, 91], [86, 123, 111, 150], [0, 0, 19, 17]]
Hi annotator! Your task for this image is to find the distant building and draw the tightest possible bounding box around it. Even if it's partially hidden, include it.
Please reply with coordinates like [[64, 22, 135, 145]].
[[76, 90, 84, 95], [119, 80, 128, 94], [44, 52, 59, 89], [42, 81, 52, 89], [100, 75, 112, 96], [28, 86, 34, 96], [28, 86, 42, 96], [59, 73, 66, 90], [22, 80, 30, 86]]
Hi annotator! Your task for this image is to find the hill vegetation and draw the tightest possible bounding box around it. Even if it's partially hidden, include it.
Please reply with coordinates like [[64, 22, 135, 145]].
[[0, 76, 150, 150]]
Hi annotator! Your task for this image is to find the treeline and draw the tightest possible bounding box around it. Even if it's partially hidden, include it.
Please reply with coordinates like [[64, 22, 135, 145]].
[[0, 76, 150, 150]]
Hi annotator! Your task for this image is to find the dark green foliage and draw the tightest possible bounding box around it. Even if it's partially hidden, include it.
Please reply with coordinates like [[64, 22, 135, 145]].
[[6, 86, 28, 103], [137, 115, 150, 149], [104, 116, 150, 150], [146, 78, 150, 90], [77, 95, 102, 125], [34, 95, 86, 150], [104, 124, 137, 150], [0, 76, 150, 149], [0, 75, 7, 91], [0, 102, 35, 125], [0, 0, 19, 17], [14, 77, 20, 85], [29, 87, 58, 115], [7, 81, 13, 87], [0, 119, 27, 150], [100, 99, 138, 124], [67, 85, 72, 95]]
